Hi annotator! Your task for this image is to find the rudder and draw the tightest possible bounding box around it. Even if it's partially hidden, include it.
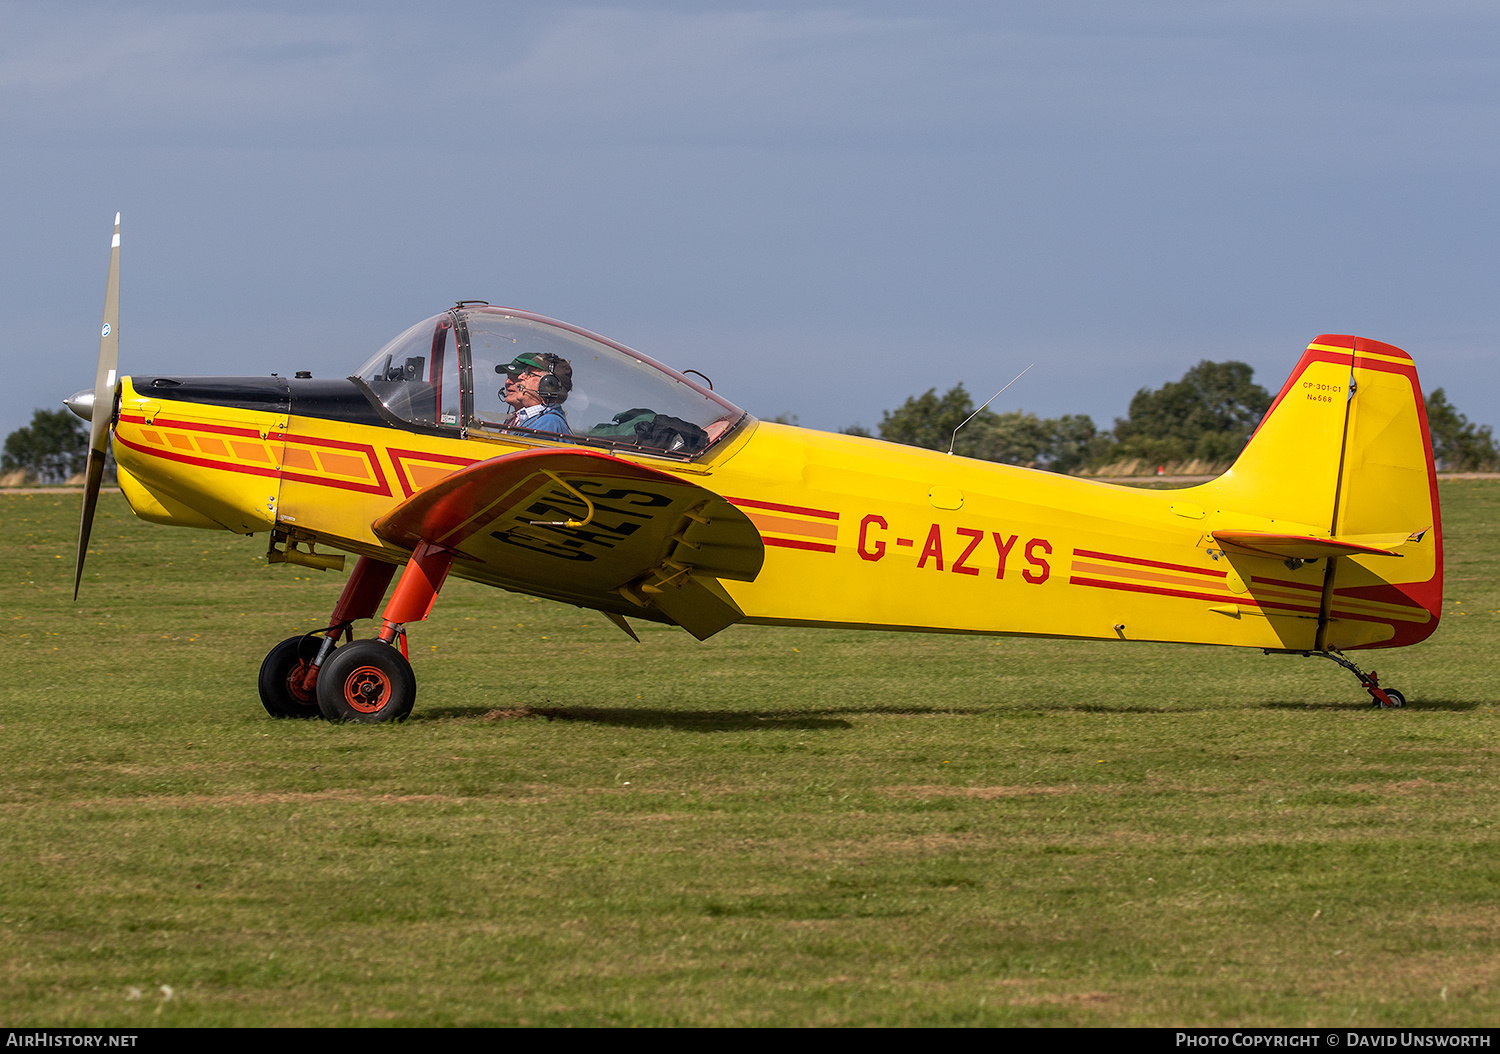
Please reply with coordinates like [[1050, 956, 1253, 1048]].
[[1206, 335, 1442, 650]]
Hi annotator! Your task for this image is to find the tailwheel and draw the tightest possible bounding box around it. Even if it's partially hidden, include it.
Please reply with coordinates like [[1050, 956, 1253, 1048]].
[[258, 636, 327, 719], [1311, 649, 1408, 708], [1271, 649, 1414, 709], [316, 639, 416, 723]]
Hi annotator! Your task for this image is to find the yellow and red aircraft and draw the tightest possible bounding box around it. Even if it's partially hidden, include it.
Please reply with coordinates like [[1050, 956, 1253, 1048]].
[[69, 216, 1442, 720]]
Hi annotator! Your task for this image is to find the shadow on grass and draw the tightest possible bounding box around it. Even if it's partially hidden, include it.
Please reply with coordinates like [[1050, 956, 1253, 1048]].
[[1060, 703, 1207, 714], [418, 697, 1347, 726], [417, 698, 1487, 726], [1258, 698, 1482, 712], [417, 703, 992, 731]]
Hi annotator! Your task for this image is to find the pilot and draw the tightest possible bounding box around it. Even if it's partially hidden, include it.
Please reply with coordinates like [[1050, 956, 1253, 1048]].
[[498, 352, 573, 433]]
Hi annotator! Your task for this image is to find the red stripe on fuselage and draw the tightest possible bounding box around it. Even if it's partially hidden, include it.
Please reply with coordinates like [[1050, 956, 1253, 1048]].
[[725, 496, 840, 520], [1071, 548, 1227, 578], [116, 432, 393, 496], [1069, 575, 1324, 617], [119, 413, 260, 438], [387, 448, 480, 498], [763, 537, 837, 554]]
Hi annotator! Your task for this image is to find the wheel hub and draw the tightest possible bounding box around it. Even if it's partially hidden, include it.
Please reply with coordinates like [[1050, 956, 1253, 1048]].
[[343, 666, 392, 714], [285, 660, 318, 705]]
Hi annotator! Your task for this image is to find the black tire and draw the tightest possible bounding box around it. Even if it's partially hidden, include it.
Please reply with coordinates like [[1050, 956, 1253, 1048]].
[[316, 639, 416, 723], [259, 636, 327, 719], [1382, 689, 1406, 708]]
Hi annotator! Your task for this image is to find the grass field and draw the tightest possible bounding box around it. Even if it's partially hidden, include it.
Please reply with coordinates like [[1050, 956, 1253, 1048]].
[[1, 483, 1497, 1026]]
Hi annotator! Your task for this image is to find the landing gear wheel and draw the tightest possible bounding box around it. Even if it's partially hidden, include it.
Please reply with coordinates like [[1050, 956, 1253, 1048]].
[[1375, 688, 1406, 709], [316, 639, 416, 723], [258, 636, 326, 719]]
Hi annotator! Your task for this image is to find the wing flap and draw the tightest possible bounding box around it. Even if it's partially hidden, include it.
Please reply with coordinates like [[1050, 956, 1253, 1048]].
[[671, 497, 764, 581], [619, 566, 744, 642]]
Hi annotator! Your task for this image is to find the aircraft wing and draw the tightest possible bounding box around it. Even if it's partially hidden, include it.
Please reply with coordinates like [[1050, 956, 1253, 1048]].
[[371, 448, 764, 640]]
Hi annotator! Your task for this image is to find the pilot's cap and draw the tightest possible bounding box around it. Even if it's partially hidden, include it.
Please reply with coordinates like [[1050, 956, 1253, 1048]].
[[497, 352, 550, 377], [498, 351, 572, 394]]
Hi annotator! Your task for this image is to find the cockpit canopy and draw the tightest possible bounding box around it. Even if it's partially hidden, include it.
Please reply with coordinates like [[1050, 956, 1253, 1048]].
[[353, 306, 747, 458]]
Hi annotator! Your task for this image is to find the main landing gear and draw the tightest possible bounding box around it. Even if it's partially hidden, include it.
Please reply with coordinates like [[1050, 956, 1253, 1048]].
[[258, 635, 325, 719], [258, 543, 453, 723], [316, 639, 418, 723], [1267, 648, 1407, 708]]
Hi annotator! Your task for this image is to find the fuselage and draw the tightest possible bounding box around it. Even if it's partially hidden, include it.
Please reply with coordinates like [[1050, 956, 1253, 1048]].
[[110, 358, 1441, 654]]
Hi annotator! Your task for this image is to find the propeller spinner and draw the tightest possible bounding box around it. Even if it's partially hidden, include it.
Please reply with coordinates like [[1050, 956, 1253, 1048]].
[[71, 212, 120, 600]]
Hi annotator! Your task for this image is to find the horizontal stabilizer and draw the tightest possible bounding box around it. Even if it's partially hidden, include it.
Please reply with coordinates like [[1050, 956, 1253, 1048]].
[[1211, 529, 1404, 560]]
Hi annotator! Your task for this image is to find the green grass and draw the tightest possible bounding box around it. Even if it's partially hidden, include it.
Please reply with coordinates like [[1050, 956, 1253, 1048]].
[[1, 483, 1498, 1026]]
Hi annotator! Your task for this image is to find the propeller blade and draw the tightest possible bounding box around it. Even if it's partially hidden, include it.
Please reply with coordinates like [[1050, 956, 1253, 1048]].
[[73, 212, 120, 600]]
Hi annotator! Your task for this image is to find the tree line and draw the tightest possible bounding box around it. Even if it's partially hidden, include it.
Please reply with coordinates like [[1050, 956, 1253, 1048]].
[[846, 360, 1500, 474], [2, 409, 91, 484], [2, 361, 1497, 484]]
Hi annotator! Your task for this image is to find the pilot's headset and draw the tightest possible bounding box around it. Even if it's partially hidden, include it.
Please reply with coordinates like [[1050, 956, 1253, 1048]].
[[498, 352, 572, 405]]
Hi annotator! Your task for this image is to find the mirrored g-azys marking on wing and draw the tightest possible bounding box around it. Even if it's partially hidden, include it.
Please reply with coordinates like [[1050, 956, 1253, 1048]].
[[493, 481, 675, 563]]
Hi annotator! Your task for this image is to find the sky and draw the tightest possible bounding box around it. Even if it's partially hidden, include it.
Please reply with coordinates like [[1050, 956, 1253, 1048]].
[[3, 0, 1498, 439]]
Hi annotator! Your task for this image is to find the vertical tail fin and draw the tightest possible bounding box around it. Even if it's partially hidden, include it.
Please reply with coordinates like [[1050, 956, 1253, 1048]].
[[1205, 335, 1442, 649]]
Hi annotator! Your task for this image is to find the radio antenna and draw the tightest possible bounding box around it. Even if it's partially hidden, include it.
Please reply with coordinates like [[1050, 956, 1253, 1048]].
[[948, 363, 1034, 455]]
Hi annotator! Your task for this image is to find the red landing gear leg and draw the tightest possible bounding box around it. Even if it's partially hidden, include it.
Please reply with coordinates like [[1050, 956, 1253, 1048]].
[[374, 541, 454, 646], [259, 555, 398, 719], [314, 542, 453, 723], [298, 557, 400, 696]]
